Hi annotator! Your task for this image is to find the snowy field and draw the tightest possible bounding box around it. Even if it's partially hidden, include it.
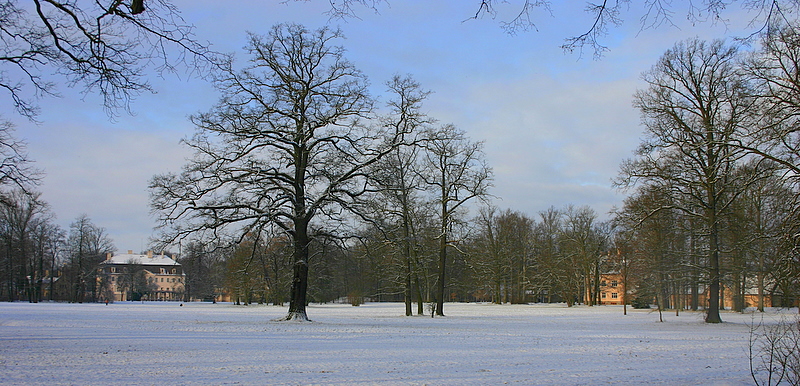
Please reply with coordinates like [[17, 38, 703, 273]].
[[0, 302, 792, 385]]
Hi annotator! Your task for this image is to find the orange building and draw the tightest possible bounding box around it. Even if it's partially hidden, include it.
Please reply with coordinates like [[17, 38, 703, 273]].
[[597, 273, 625, 305]]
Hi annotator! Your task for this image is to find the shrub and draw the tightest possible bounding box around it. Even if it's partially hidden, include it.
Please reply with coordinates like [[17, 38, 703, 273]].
[[749, 314, 800, 386]]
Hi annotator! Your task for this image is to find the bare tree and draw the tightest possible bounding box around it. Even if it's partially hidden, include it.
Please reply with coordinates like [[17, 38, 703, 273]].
[[0, 189, 49, 301], [614, 184, 691, 317], [470, 206, 534, 304], [367, 74, 431, 315], [618, 38, 761, 323], [295, 0, 800, 58], [530, 206, 562, 304], [0, 1, 213, 204], [26, 209, 61, 302], [150, 24, 412, 321], [743, 21, 800, 175], [743, 23, 800, 295], [420, 124, 492, 316], [529, 205, 608, 307], [225, 234, 270, 305], [749, 314, 800, 385], [0, 0, 213, 119], [178, 239, 228, 302], [470, 205, 505, 304], [558, 205, 608, 307], [0, 121, 40, 195], [64, 214, 114, 302]]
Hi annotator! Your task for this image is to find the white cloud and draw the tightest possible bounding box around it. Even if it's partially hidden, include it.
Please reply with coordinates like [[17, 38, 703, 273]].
[[21, 113, 193, 252]]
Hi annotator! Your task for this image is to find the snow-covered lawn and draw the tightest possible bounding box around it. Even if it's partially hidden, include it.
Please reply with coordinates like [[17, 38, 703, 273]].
[[0, 302, 790, 385]]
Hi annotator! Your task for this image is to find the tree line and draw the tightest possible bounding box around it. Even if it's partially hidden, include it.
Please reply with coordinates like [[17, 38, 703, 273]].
[[0, 193, 115, 303]]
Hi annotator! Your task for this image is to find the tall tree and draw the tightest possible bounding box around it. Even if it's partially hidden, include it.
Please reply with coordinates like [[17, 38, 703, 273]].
[[558, 205, 608, 307], [614, 184, 690, 315], [618, 38, 759, 323], [421, 124, 492, 316], [530, 206, 562, 304], [64, 215, 114, 302], [471, 206, 505, 304], [367, 75, 431, 315], [0, 190, 49, 301], [150, 24, 412, 321], [225, 234, 270, 305], [178, 240, 227, 302], [470, 206, 534, 304], [26, 211, 61, 302]]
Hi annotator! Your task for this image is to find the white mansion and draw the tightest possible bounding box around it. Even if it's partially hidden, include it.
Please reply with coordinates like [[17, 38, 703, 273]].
[[101, 251, 185, 302]]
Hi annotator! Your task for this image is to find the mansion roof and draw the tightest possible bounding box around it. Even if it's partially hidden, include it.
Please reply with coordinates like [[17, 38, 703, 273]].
[[104, 253, 180, 267]]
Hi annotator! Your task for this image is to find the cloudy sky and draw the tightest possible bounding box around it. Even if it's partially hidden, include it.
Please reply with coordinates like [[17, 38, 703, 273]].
[[8, 1, 758, 252]]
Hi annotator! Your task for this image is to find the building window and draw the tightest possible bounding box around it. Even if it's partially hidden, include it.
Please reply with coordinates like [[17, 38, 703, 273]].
[[600, 280, 606, 287], [611, 293, 618, 299], [601, 292, 606, 299], [111, 267, 116, 273], [611, 280, 618, 287]]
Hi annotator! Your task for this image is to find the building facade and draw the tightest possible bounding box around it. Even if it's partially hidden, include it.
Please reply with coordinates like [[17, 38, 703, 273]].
[[100, 251, 185, 302], [597, 273, 625, 305]]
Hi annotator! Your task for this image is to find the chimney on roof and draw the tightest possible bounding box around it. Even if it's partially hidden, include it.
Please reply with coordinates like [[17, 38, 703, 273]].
[[106, 252, 112, 261], [128, 250, 133, 254], [147, 250, 153, 259]]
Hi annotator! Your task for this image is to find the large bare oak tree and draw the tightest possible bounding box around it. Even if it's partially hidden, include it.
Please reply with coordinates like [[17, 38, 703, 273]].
[[150, 24, 411, 321]]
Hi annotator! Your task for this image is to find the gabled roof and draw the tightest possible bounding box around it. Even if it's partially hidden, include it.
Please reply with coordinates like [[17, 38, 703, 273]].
[[104, 253, 180, 266]]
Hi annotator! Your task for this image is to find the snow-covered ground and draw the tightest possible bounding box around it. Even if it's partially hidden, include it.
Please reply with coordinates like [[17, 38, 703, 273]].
[[0, 302, 791, 385]]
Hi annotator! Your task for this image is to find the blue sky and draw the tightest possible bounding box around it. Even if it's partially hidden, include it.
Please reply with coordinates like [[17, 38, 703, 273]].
[[9, 1, 757, 252]]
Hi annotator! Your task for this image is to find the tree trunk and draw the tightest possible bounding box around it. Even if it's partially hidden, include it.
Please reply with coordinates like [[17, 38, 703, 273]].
[[494, 278, 501, 304], [757, 255, 765, 312], [403, 217, 412, 316], [405, 258, 412, 316], [593, 258, 601, 306], [6, 242, 14, 302], [285, 219, 310, 321], [435, 230, 446, 316], [622, 263, 628, 315], [732, 271, 743, 312], [690, 230, 699, 311], [414, 275, 424, 315], [435, 188, 447, 317], [706, 226, 722, 323]]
